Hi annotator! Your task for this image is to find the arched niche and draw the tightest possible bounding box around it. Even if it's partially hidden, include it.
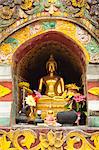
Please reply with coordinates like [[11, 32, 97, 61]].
[[12, 31, 87, 112]]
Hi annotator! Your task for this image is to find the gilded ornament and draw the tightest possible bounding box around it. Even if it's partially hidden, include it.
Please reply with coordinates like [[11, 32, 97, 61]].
[[0, 129, 99, 149], [12, 26, 30, 42], [53, 11, 63, 16], [0, 85, 11, 98], [56, 21, 76, 37], [88, 87, 99, 96], [74, 7, 85, 17], [65, 131, 99, 150], [18, 81, 30, 88], [0, 20, 98, 64], [48, 0, 57, 3], [0, 0, 98, 35], [0, 6, 14, 20], [0, 43, 12, 55], [36, 13, 41, 17], [21, 0, 33, 10], [0, 135, 11, 150], [39, 130, 64, 149], [12, 129, 37, 149], [20, 131, 37, 149], [91, 133, 99, 150], [71, 0, 86, 8], [65, 83, 80, 91]]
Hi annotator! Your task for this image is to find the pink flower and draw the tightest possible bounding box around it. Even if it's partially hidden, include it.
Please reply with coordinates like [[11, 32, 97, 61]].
[[73, 94, 86, 103], [33, 90, 42, 98]]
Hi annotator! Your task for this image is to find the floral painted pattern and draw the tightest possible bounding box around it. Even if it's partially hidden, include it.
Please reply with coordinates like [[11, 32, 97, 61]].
[[0, 6, 14, 19]]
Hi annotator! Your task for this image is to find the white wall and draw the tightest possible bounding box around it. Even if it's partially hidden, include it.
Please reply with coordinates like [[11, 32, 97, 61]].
[[87, 64, 99, 80], [0, 64, 12, 81]]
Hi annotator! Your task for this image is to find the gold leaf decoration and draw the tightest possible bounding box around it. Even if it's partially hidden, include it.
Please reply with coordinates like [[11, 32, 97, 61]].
[[0, 85, 11, 98], [65, 131, 97, 150], [21, 0, 33, 10], [47, 130, 56, 146], [71, 0, 86, 8], [65, 83, 79, 90], [13, 129, 37, 150], [88, 87, 99, 96], [20, 131, 36, 149], [0, 135, 11, 150], [18, 81, 30, 88], [39, 130, 64, 149], [0, 129, 99, 149], [91, 133, 99, 150], [39, 133, 49, 148]]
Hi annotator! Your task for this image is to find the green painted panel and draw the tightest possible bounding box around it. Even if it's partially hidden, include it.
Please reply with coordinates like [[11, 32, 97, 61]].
[[0, 118, 10, 126]]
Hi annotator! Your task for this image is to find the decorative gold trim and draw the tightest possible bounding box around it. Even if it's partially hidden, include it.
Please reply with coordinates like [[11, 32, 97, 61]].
[[0, 20, 90, 64], [0, 129, 99, 149], [0, 85, 11, 98], [88, 87, 99, 96]]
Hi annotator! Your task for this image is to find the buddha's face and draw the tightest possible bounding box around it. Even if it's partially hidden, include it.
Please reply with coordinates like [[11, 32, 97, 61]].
[[48, 62, 55, 73], [46, 55, 57, 74]]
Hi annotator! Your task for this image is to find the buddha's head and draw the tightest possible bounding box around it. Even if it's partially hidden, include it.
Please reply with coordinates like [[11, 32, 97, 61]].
[[48, 110, 54, 115], [46, 55, 57, 73]]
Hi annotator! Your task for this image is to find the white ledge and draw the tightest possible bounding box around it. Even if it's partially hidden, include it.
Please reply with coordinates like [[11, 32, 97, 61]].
[[87, 74, 99, 80], [0, 65, 12, 80]]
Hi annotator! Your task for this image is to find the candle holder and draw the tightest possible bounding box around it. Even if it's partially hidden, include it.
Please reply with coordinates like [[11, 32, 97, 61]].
[[35, 110, 44, 124]]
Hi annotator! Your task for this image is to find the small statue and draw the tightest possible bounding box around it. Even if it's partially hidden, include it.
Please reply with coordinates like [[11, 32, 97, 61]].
[[38, 55, 65, 98], [45, 110, 56, 126]]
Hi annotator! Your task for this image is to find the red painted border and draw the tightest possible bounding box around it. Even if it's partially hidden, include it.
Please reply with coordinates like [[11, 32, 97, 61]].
[[0, 82, 13, 102]]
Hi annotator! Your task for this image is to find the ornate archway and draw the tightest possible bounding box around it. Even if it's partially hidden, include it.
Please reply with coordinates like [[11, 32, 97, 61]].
[[12, 31, 87, 112], [0, 0, 99, 145]]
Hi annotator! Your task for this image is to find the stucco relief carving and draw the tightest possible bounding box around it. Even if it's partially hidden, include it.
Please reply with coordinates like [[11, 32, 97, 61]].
[[0, 20, 98, 64], [0, 0, 98, 37], [0, 129, 99, 150]]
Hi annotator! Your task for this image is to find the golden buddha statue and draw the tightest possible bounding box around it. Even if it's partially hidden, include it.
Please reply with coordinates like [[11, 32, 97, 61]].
[[37, 55, 67, 118], [38, 55, 64, 98]]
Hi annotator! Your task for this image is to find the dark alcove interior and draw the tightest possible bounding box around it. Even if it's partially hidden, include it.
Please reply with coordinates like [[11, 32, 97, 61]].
[[17, 41, 84, 92]]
